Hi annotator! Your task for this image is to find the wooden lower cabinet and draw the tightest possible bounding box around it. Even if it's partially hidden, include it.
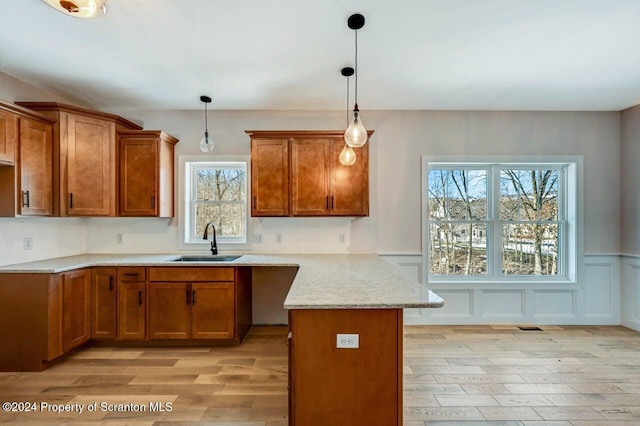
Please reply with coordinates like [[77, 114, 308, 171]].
[[289, 309, 403, 426], [148, 282, 235, 340], [117, 267, 147, 340], [61, 269, 92, 352], [91, 268, 117, 339]]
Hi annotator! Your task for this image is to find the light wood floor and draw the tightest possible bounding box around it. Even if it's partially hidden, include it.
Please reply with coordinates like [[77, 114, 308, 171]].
[[0, 325, 639, 425]]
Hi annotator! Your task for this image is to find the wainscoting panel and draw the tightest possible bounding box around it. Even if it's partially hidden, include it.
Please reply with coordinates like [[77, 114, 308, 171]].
[[533, 290, 576, 318], [381, 254, 621, 326], [621, 255, 640, 332], [482, 290, 525, 318]]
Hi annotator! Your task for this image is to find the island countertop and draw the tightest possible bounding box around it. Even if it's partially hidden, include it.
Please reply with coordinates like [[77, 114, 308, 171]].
[[0, 253, 444, 310]]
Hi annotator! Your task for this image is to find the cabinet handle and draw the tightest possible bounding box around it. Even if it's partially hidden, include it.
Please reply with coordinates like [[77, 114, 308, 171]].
[[138, 290, 143, 306], [22, 190, 30, 208], [331, 196, 334, 209], [186, 289, 190, 305], [326, 195, 329, 209], [151, 196, 155, 209], [109, 275, 114, 291], [253, 196, 256, 209], [123, 273, 139, 276], [69, 193, 73, 209], [192, 290, 196, 305]]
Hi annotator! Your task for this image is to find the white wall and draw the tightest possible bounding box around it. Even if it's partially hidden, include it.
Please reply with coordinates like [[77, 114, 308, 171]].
[[0, 73, 632, 328], [620, 105, 640, 331]]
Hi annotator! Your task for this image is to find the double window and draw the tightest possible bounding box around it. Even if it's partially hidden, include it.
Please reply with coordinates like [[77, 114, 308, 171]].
[[180, 158, 249, 248], [424, 160, 579, 281]]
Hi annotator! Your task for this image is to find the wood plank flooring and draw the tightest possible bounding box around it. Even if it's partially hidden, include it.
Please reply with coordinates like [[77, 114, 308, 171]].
[[0, 325, 638, 425]]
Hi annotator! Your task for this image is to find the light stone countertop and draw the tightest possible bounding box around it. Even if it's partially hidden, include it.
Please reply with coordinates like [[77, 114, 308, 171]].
[[0, 253, 444, 310]]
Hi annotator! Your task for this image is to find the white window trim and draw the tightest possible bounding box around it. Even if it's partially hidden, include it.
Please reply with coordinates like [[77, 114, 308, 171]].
[[421, 155, 583, 285], [177, 155, 252, 252]]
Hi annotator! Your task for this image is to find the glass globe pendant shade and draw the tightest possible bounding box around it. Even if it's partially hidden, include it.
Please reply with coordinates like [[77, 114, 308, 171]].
[[199, 131, 215, 153], [344, 107, 367, 147], [339, 143, 357, 166], [42, 0, 107, 19]]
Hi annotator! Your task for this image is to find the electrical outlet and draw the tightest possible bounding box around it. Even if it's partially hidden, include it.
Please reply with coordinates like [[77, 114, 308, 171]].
[[254, 234, 263, 244], [23, 237, 33, 251], [339, 232, 346, 244], [336, 333, 359, 349], [275, 233, 282, 244], [116, 233, 124, 244]]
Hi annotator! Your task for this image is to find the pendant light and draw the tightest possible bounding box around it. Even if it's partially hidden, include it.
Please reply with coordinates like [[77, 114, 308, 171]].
[[339, 67, 357, 166], [199, 95, 215, 153], [41, 0, 107, 19], [344, 13, 367, 148]]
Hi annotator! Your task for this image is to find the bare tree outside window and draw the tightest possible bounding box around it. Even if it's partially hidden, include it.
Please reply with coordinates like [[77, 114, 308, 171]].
[[192, 166, 246, 241], [427, 165, 565, 278]]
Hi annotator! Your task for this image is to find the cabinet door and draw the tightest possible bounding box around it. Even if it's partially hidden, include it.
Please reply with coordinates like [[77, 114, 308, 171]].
[[118, 281, 146, 340], [61, 269, 91, 352], [0, 109, 17, 165], [148, 283, 191, 339], [191, 282, 235, 339], [119, 136, 158, 216], [291, 139, 330, 216], [251, 139, 289, 216], [329, 140, 369, 216], [19, 118, 53, 216], [66, 113, 115, 216], [91, 268, 117, 339]]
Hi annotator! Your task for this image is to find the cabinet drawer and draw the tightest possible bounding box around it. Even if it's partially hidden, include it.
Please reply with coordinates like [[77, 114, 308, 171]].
[[118, 267, 146, 282], [149, 267, 235, 282]]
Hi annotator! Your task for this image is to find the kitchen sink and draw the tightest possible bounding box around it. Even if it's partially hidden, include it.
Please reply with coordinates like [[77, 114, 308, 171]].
[[170, 255, 242, 262]]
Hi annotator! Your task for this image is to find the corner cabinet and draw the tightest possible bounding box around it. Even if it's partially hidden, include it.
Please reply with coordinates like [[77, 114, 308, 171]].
[[118, 130, 179, 217], [15, 102, 142, 216], [247, 130, 371, 217], [0, 101, 54, 217]]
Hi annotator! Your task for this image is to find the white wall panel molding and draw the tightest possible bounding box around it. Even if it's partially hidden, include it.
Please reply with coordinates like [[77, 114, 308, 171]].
[[621, 257, 640, 332], [381, 253, 621, 326]]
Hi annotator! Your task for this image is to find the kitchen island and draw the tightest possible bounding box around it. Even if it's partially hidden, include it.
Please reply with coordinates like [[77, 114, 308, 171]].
[[0, 253, 443, 426]]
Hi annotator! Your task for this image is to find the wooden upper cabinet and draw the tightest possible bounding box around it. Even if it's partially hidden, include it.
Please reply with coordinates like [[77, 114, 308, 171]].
[[249, 136, 290, 216], [19, 118, 54, 216], [66, 113, 114, 216], [0, 101, 54, 217], [291, 139, 331, 216], [0, 109, 17, 165], [118, 130, 179, 217], [330, 140, 369, 216], [15, 102, 142, 217], [248, 131, 371, 217]]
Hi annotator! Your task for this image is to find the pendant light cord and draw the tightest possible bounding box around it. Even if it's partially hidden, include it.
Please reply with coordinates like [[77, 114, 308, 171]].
[[204, 102, 208, 134], [354, 30, 358, 106]]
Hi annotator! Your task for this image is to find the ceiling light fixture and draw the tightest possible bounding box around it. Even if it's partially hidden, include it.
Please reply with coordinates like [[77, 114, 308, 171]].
[[41, 0, 107, 19], [339, 67, 356, 166], [344, 13, 367, 148], [199, 95, 215, 153]]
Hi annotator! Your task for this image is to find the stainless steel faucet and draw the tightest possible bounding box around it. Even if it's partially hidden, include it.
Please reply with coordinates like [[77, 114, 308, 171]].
[[202, 222, 218, 255]]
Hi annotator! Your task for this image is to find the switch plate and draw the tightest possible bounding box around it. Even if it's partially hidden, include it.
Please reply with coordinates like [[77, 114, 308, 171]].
[[275, 233, 282, 244], [339, 232, 346, 244], [254, 234, 263, 244], [23, 237, 33, 251], [116, 233, 124, 244], [336, 333, 359, 349]]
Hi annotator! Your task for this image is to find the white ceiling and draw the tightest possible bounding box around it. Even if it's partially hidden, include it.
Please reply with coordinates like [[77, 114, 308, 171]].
[[1, 0, 639, 111]]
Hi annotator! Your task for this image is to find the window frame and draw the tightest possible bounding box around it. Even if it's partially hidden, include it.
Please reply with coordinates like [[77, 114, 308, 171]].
[[178, 155, 251, 251], [422, 156, 582, 285]]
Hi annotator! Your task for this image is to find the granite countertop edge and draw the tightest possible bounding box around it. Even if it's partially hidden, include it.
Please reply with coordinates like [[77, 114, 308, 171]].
[[0, 253, 445, 310]]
